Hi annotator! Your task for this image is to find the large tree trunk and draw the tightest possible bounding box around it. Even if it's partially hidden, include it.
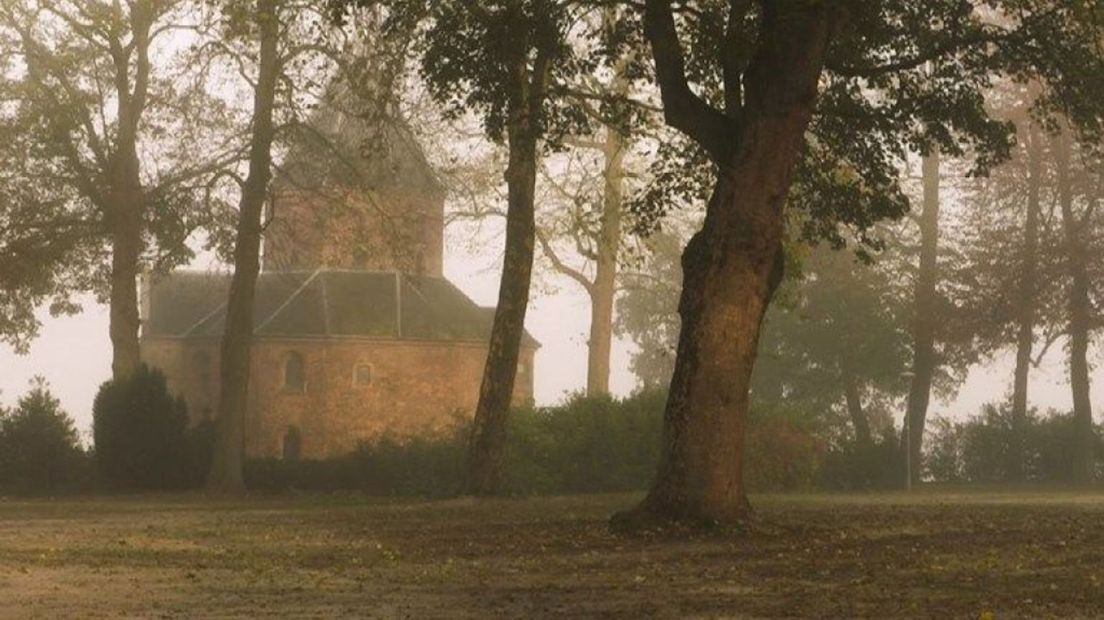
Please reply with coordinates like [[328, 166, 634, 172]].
[[842, 360, 873, 449], [1009, 125, 1043, 481], [901, 150, 940, 487], [618, 176, 787, 526], [1056, 130, 1096, 484], [467, 53, 548, 495], [586, 123, 626, 396], [207, 0, 279, 493], [615, 6, 832, 526]]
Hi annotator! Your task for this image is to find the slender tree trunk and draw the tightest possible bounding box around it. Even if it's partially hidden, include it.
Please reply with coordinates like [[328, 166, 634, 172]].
[[902, 149, 940, 487], [1056, 130, 1096, 483], [468, 52, 549, 495], [207, 0, 279, 493], [106, 7, 153, 382], [586, 123, 625, 396], [615, 8, 832, 526], [1009, 125, 1043, 481], [107, 177, 143, 381], [842, 360, 872, 448]]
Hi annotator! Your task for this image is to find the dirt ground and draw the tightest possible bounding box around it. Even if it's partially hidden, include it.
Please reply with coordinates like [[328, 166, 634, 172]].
[[2, 490, 1104, 618]]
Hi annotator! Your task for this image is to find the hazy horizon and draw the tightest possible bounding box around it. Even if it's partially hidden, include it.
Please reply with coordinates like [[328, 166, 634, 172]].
[[0, 225, 1099, 440]]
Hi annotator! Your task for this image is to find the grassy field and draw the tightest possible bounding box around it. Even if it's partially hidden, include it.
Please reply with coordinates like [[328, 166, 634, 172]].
[[3, 490, 1104, 618]]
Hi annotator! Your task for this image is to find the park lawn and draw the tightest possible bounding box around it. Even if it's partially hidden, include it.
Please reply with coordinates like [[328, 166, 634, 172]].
[[1, 491, 1104, 618]]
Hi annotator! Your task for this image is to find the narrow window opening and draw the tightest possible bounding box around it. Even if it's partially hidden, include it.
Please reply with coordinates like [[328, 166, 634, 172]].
[[283, 351, 306, 393]]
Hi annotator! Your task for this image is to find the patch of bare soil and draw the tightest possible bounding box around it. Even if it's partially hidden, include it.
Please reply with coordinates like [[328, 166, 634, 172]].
[[1, 491, 1104, 618]]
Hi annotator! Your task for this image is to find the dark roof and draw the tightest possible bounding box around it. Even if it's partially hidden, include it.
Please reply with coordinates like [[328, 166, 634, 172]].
[[143, 269, 537, 347]]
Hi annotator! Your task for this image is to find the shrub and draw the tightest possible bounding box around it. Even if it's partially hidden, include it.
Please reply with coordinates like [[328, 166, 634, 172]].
[[924, 404, 1104, 484], [744, 403, 825, 491], [1031, 412, 1079, 482], [924, 416, 963, 483], [245, 391, 667, 496], [502, 390, 666, 494], [92, 365, 192, 490], [0, 378, 88, 493], [241, 390, 838, 496], [958, 404, 1016, 482], [245, 430, 468, 496], [816, 428, 902, 490], [184, 419, 217, 488]]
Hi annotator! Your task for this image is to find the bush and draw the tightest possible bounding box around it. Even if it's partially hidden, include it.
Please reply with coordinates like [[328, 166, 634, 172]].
[[816, 428, 902, 490], [0, 378, 88, 493], [1031, 412, 1081, 483], [183, 419, 217, 488], [744, 403, 825, 491], [502, 390, 666, 494], [242, 390, 839, 496], [92, 365, 193, 490], [245, 391, 667, 496], [924, 404, 1104, 484], [246, 430, 468, 496], [924, 416, 963, 483], [958, 404, 1017, 482]]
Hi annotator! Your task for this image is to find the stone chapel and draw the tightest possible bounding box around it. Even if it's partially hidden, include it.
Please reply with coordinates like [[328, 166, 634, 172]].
[[139, 104, 537, 460]]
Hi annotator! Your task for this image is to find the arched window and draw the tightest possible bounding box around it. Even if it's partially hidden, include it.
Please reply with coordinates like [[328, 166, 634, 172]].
[[193, 351, 212, 392], [283, 351, 306, 393], [353, 363, 373, 387], [282, 426, 302, 462]]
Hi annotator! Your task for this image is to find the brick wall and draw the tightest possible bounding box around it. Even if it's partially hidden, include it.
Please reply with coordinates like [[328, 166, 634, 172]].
[[263, 188, 445, 277], [140, 339, 220, 423], [141, 336, 536, 459]]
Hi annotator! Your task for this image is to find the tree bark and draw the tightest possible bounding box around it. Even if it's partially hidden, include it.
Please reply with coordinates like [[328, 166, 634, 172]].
[[586, 123, 626, 396], [467, 51, 549, 496], [1009, 124, 1043, 481], [1055, 130, 1096, 484], [615, 3, 834, 526], [901, 149, 940, 487], [207, 0, 280, 493], [842, 360, 873, 449]]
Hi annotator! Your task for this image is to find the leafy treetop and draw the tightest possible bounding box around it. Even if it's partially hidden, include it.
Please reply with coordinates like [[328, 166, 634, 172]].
[[621, 1, 1104, 250]]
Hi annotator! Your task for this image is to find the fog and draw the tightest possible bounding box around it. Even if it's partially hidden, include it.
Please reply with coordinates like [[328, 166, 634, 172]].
[[0, 232, 644, 436], [4, 1, 1104, 616], [0, 238, 1098, 438]]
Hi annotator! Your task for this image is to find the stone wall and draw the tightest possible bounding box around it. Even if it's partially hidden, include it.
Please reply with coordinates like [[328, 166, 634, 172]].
[[141, 336, 536, 459]]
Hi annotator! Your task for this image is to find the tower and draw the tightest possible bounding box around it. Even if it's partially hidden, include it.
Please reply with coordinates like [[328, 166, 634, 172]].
[[263, 101, 446, 276]]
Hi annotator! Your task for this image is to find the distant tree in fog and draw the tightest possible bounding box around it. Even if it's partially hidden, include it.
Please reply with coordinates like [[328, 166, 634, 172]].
[[0, 0, 236, 377], [0, 378, 84, 492]]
